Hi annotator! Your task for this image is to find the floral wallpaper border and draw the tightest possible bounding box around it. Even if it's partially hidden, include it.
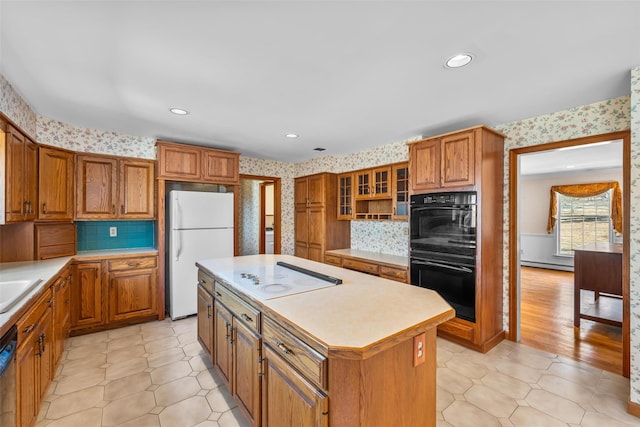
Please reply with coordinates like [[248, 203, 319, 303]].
[[629, 66, 640, 404], [0, 74, 37, 138]]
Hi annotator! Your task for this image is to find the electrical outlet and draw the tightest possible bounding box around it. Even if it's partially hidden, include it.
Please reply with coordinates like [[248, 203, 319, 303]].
[[413, 332, 426, 367], [109, 227, 117, 237], [403, 227, 409, 236]]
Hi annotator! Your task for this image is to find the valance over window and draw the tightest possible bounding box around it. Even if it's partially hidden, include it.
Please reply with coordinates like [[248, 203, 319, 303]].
[[546, 181, 622, 234]]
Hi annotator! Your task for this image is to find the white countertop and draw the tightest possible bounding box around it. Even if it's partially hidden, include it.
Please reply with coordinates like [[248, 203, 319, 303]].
[[197, 255, 452, 356], [0, 248, 157, 331], [325, 248, 408, 268]]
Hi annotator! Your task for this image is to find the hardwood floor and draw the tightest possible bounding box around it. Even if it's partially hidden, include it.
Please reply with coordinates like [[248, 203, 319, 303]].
[[520, 266, 623, 375]]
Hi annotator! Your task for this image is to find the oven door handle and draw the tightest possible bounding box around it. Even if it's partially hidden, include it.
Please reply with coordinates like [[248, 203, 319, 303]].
[[412, 259, 473, 273]]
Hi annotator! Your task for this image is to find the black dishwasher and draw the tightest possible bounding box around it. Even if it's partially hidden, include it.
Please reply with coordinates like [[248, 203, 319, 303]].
[[0, 326, 17, 426]]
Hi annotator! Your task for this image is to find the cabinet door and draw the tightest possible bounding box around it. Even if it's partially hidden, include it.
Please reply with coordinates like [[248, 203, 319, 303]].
[[410, 139, 440, 192], [197, 285, 214, 356], [37, 308, 54, 399], [233, 320, 261, 427], [5, 125, 26, 221], [202, 150, 239, 184], [76, 155, 118, 219], [108, 268, 157, 322], [294, 207, 309, 258], [355, 170, 371, 199], [392, 163, 409, 220], [294, 177, 308, 207], [262, 345, 328, 427], [371, 166, 391, 198], [119, 159, 155, 219], [24, 138, 38, 221], [53, 272, 71, 366], [307, 208, 325, 262], [38, 146, 75, 220], [337, 173, 353, 220], [157, 142, 202, 180], [440, 131, 475, 188], [214, 301, 233, 388], [16, 336, 38, 427], [306, 175, 325, 207], [71, 262, 104, 328]]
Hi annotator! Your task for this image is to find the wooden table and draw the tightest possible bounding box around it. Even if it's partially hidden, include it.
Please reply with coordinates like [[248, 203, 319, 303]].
[[574, 242, 622, 328]]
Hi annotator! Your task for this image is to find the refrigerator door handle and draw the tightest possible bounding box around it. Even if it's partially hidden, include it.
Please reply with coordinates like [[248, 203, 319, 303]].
[[174, 231, 182, 261], [174, 197, 182, 230]]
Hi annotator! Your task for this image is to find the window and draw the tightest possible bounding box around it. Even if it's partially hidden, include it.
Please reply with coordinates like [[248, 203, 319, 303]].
[[556, 190, 612, 255]]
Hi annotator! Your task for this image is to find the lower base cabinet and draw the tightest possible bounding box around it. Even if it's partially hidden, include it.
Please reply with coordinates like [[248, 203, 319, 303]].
[[197, 284, 214, 354], [262, 345, 328, 427]]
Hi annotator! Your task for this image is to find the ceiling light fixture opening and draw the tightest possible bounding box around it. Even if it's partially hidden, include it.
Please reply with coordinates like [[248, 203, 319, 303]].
[[169, 108, 189, 115], [445, 53, 473, 69], [313, 147, 326, 152], [285, 133, 299, 138]]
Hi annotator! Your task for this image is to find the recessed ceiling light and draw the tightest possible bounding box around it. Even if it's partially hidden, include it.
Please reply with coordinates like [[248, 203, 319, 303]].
[[169, 108, 189, 115], [566, 165, 576, 169], [445, 53, 473, 69], [285, 133, 299, 138]]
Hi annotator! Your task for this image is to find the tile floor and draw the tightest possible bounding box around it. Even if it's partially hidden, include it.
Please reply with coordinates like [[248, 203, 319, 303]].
[[35, 317, 640, 427]]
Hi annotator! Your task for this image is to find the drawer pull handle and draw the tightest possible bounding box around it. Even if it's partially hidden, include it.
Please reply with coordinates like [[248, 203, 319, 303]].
[[127, 262, 141, 267], [215, 291, 222, 298], [240, 313, 253, 323], [277, 342, 293, 355], [42, 203, 47, 214], [23, 325, 34, 334]]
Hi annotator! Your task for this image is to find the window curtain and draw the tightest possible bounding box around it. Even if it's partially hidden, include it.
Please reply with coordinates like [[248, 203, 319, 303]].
[[546, 181, 622, 233]]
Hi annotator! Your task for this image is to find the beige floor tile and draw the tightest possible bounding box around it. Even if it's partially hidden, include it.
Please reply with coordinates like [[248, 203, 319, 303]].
[[107, 324, 141, 340], [195, 421, 221, 427], [45, 386, 104, 420], [190, 354, 215, 372], [68, 332, 108, 347], [54, 368, 106, 395], [437, 367, 473, 394], [178, 331, 198, 345], [437, 420, 455, 427], [145, 336, 180, 353], [206, 386, 237, 413], [217, 408, 251, 427], [436, 386, 455, 412], [197, 369, 225, 390], [65, 342, 108, 360], [447, 357, 489, 380], [59, 353, 107, 376], [101, 391, 156, 426], [442, 400, 501, 427], [107, 334, 144, 351], [494, 359, 542, 384], [158, 396, 212, 427], [154, 376, 202, 406], [104, 372, 152, 400], [537, 374, 594, 404], [42, 408, 103, 427], [143, 327, 176, 343], [147, 347, 186, 368], [509, 406, 569, 427], [589, 394, 640, 425], [150, 360, 194, 384], [525, 389, 585, 424], [106, 344, 146, 364], [547, 361, 602, 387], [117, 414, 161, 427], [480, 371, 531, 400], [464, 384, 518, 418], [506, 350, 554, 371], [596, 377, 631, 401], [580, 411, 640, 427], [105, 357, 148, 381], [184, 341, 207, 356]]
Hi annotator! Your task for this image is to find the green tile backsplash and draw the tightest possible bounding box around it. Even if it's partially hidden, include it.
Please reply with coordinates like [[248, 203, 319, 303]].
[[77, 221, 155, 251]]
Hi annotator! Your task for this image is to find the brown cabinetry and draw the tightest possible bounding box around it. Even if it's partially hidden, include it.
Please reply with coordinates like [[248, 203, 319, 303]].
[[107, 256, 158, 322], [197, 285, 214, 355], [355, 166, 391, 199], [35, 222, 77, 260], [76, 154, 155, 220], [16, 288, 53, 427], [337, 172, 353, 220], [409, 126, 506, 352], [71, 262, 104, 330], [325, 250, 408, 284], [157, 140, 239, 184], [5, 124, 38, 222], [294, 173, 350, 263], [38, 146, 74, 221], [52, 268, 72, 366], [392, 163, 409, 219]]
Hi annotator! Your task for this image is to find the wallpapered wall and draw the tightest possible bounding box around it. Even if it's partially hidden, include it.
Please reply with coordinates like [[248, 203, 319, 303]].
[[238, 178, 260, 255], [2, 69, 639, 405]]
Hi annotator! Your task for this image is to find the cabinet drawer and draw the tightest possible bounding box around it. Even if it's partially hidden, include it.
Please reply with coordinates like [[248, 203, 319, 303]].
[[198, 270, 215, 295], [438, 318, 475, 341], [108, 256, 157, 271], [262, 316, 327, 389], [214, 283, 260, 333], [380, 265, 408, 283], [343, 258, 379, 275], [324, 254, 342, 267], [17, 287, 52, 345]]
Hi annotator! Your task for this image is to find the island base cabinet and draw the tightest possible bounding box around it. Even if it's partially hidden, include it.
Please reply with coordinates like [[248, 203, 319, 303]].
[[197, 284, 214, 356], [233, 320, 262, 427], [262, 345, 328, 427], [214, 301, 233, 387], [328, 329, 436, 427]]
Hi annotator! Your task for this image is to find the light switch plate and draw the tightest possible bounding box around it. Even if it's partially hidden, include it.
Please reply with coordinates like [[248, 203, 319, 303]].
[[109, 227, 117, 237]]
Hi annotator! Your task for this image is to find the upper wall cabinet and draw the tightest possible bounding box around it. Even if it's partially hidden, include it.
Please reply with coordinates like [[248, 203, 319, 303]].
[[4, 123, 38, 222], [76, 154, 155, 220], [409, 129, 477, 192], [38, 146, 75, 221], [157, 140, 239, 184]]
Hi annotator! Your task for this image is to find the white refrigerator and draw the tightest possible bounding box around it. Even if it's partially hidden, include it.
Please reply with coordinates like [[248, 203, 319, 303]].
[[168, 190, 234, 320]]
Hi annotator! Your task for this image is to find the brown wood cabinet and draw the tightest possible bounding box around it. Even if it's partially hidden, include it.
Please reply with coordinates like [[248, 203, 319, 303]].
[[294, 173, 350, 263], [325, 250, 408, 283], [35, 222, 77, 260], [16, 288, 53, 427], [409, 129, 476, 192], [337, 172, 353, 220], [107, 256, 158, 322], [214, 300, 233, 386], [76, 154, 155, 220], [262, 345, 328, 427], [38, 146, 74, 221], [355, 165, 392, 199], [71, 262, 104, 330], [392, 162, 409, 220], [52, 268, 72, 366], [157, 140, 239, 184], [5, 124, 38, 222], [197, 284, 214, 355], [409, 126, 506, 352]]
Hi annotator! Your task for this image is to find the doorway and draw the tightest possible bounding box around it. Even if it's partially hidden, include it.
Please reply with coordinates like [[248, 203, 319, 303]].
[[238, 175, 281, 256], [508, 130, 630, 377]]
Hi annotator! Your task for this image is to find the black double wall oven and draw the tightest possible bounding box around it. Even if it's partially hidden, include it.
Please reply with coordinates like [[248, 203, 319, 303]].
[[410, 191, 477, 322]]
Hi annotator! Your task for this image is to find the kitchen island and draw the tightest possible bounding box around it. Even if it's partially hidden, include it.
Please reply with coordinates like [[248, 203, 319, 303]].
[[196, 254, 454, 427]]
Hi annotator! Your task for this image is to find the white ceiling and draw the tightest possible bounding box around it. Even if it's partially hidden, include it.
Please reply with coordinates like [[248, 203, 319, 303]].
[[1, 1, 639, 162], [519, 139, 623, 176]]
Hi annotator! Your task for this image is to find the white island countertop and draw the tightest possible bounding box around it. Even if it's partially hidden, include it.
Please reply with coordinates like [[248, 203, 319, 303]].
[[197, 254, 453, 358]]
